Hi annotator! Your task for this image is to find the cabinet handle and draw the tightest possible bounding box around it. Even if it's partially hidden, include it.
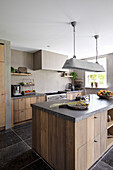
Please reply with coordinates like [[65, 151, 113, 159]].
[[94, 140, 98, 143], [21, 110, 24, 113], [94, 116, 98, 119]]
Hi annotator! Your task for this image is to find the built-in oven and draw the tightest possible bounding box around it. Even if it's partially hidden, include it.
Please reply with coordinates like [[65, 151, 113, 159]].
[[46, 91, 67, 102]]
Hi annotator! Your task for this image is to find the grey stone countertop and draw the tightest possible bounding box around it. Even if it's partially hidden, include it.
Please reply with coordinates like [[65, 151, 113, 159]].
[[31, 94, 113, 122], [11, 93, 46, 99]]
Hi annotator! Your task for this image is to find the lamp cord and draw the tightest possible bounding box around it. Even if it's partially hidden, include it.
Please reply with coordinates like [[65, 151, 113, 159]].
[[73, 25, 76, 58], [96, 37, 98, 63], [94, 35, 99, 64]]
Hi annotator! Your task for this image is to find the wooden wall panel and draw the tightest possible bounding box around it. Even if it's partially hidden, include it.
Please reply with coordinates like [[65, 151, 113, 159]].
[[0, 63, 5, 92], [0, 44, 4, 62]]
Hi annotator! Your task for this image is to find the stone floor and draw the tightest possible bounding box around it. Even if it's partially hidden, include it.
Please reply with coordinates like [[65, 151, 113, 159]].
[[0, 122, 113, 170]]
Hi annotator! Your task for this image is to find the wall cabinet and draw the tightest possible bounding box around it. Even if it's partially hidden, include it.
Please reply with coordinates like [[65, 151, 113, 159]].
[[0, 44, 5, 130], [33, 50, 68, 71], [12, 96, 46, 126]]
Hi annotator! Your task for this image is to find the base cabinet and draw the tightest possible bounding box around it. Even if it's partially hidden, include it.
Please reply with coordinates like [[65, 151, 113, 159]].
[[32, 108, 108, 170], [12, 96, 46, 126]]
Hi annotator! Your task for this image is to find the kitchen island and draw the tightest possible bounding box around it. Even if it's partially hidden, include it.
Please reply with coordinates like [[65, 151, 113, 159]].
[[31, 94, 113, 170]]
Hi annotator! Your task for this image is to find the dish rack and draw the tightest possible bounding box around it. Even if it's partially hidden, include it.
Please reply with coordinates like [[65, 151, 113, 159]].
[[20, 78, 36, 95]]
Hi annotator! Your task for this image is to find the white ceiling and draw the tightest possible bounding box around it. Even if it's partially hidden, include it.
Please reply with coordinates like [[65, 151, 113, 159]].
[[0, 0, 113, 59]]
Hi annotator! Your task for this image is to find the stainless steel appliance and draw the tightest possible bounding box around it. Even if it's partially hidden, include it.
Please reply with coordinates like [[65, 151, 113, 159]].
[[11, 85, 22, 97], [46, 91, 67, 102]]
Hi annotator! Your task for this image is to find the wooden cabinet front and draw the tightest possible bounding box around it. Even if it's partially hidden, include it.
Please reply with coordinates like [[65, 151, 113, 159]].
[[36, 96, 46, 103], [0, 44, 5, 130], [0, 44, 4, 62], [19, 98, 25, 110], [0, 62, 5, 92], [0, 93, 5, 128], [67, 91, 83, 100], [86, 111, 107, 169], [12, 96, 46, 126]]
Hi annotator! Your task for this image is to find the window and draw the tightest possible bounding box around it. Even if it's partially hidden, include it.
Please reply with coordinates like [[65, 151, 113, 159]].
[[85, 57, 107, 88]]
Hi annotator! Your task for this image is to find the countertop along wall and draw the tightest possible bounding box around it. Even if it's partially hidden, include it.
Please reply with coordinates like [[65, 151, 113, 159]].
[[11, 49, 71, 93]]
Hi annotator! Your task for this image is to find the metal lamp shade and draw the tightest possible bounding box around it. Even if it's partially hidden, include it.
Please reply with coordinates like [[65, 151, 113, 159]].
[[62, 58, 105, 72]]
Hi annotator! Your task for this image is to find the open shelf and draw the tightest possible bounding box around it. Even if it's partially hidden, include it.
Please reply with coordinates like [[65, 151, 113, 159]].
[[20, 84, 35, 87], [107, 120, 113, 129], [11, 73, 32, 76], [107, 137, 113, 149]]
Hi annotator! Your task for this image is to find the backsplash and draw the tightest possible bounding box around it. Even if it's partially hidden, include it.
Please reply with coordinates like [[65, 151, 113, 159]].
[[11, 49, 71, 93]]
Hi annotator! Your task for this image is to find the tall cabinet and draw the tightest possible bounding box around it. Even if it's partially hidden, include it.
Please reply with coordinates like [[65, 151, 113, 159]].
[[0, 44, 5, 129]]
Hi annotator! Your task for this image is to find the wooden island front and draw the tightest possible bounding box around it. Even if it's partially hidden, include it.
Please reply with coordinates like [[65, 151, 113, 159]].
[[31, 95, 113, 170]]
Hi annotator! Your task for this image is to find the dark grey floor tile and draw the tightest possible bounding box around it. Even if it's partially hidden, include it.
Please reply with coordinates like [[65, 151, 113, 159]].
[[91, 161, 113, 170], [22, 159, 52, 170], [24, 138, 32, 147], [0, 141, 29, 166], [0, 129, 12, 135], [2, 149, 40, 170], [0, 130, 21, 149], [102, 148, 113, 167], [13, 124, 32, 140]]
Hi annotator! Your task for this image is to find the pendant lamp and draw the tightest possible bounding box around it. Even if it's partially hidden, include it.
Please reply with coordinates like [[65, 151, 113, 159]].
[[62, 21, 105, 72]]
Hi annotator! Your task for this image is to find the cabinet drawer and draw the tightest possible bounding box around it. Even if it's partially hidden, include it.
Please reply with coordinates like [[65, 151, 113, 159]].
[[87, 115, 94, 142], [13, 99, 19, 111], [87, 139, 94, 169], [94, 135, 100, 161], [100, 130, 107, 154], [25, 98, 31, 109], [18, 110, 26, 122], [19, 98, 25, 110], [77, 119, 87, 148], [94, 113, 100, 137], [36, 96, 46, 103], [77, 144, 87, 170], [26, 108, 32, 120], [14, 110, 19, 123], [30, 97, 36, 104]]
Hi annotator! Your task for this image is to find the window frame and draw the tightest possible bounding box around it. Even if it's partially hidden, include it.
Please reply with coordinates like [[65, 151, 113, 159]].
[[85, 57, 107, 88]]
